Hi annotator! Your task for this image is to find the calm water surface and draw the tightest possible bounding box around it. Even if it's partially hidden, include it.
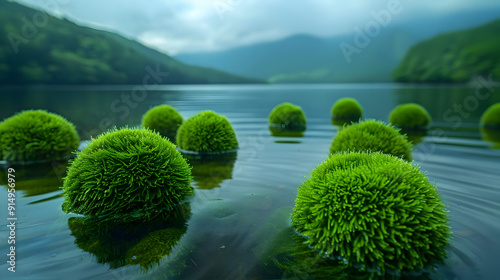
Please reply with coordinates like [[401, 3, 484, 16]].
[[0, 84, 499, 280]]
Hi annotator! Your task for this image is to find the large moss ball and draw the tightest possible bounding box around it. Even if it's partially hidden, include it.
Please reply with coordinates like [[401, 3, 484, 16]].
[[142, 105, 183, 141], [292, 152, 450, 272], [176, 111, 238, 153], [331, 98, 363, 122], [480, 103, 500, 127], [0, 110, 79, 162], [62, 128, 193, 221], [389, 103, 431, 129], [268, 102, 306, 133], [330, 120, 412, 161]]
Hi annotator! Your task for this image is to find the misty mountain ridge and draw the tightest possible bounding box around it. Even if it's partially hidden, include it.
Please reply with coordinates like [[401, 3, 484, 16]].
[[175, 8, 500, 83], [0, 1, 260, 85]]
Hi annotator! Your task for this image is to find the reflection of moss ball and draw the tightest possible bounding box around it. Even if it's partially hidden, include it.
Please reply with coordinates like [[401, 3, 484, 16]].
[[186, 153, 237, 189], [142, 105, 183, 141], [269, 102, 306, 133], [331, 98, 363, 122], [330, 120, 412, 161], [68, 210, 189, 270], [292, 152, 450, 272], [62, 128, 193, 221], [0, 110, 79, 162], [389, 103, 431, 129], [480, 103, 500, 127], [176, 111, 238, 153]]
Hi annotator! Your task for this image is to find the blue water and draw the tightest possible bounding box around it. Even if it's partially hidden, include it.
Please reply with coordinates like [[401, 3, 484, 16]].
[[0, 84, 500, 279]]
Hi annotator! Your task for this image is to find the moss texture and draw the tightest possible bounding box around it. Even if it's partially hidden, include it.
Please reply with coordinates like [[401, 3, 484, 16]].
[[389, 103, 431, 129], [331, 98, 363, 123], [62, 128, 193, 222], [0, 110, 79, 162], [268, 102, 306, 134], [292, 152, 450, 272], [142, 105, 183, 141], [330, 120, 413, 161], [176, 111, 238, 153], [480, 103, 500, 127]]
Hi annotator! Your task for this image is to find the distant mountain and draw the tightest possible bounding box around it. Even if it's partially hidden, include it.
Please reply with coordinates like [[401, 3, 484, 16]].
[[392, 19, 500, 83], [175, 9, 500, 83], [0, 1, 260, 85]]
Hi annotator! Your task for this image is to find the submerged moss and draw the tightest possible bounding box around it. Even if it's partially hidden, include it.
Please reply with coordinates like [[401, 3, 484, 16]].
[[480, 103, 500, 127], [176, 111, 238, 153], [329, 120, 413, 161], [142, 104, 183, 141], [268, 102, 306, 135], [331, 98, 363, 124], [62, 127, 193, 222], [0, 110, 79, 162], [389, 103, 431, 129], [292, 152, 450, 272]]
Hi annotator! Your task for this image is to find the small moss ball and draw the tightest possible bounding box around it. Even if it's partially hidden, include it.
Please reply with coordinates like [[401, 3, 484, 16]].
[[142, 105, 183, 141], [480, 103, 500, 127], [331, 98, 363, 122], [62, 128, 193, 221], [389, 103, 431, 129], [268, 102, 306, 133], [292, 152, 450, 272], [0, 110, 79, 162], [330, 120, 412, 161], [176, 111, 238, 153]]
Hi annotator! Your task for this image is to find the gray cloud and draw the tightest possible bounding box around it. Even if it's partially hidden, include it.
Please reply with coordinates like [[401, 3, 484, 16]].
[[14, 0, 500, 55]]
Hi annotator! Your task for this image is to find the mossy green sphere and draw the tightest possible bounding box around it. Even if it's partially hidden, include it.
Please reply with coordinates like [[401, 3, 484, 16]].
[[480, 103, 500, 127], [142, 105, 183, 141], [176, 111, 238, 153], [0, 110, 79, 162], [389, 103, 431, 129], [331, 98, 363, 122], [292, 152, 450, 272], [330, 120, 413, 161], [268, 102, 306, 133], [62, 128, 193, 221]]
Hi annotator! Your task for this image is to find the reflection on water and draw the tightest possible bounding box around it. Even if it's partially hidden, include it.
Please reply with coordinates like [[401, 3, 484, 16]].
[[400, 128, 428, 146], [480, 127, 500, 149], [68, 203, 190, 272], [1, 84, 500, 280], [0, 159, 68, 197], [184, 153, 237, 189]]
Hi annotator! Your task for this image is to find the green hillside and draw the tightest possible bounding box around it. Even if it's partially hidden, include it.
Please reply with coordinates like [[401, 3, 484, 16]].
[[0, 1, 259, 85], [392, 19, 500, 83]]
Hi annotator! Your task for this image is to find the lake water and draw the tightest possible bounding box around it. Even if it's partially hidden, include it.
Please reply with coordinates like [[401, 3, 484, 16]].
[[1, 84, 500, 280]]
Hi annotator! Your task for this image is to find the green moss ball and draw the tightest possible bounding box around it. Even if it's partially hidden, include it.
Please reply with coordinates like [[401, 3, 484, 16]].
[[292, 152, 450, 272], [329, 120, 412, 161], [268, 102, 306, 133], [480, 103, 500, 127], [331, 98, 363, 122], [62, 128, 193, 221], [389, 103, 431, 129], [0, 110, 79, 162], [142, 105, 183, 141], [176, 111, 238, 153]]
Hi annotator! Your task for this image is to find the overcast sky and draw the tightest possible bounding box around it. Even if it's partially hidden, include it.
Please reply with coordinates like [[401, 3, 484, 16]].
[[14, 0, 500, 55]]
